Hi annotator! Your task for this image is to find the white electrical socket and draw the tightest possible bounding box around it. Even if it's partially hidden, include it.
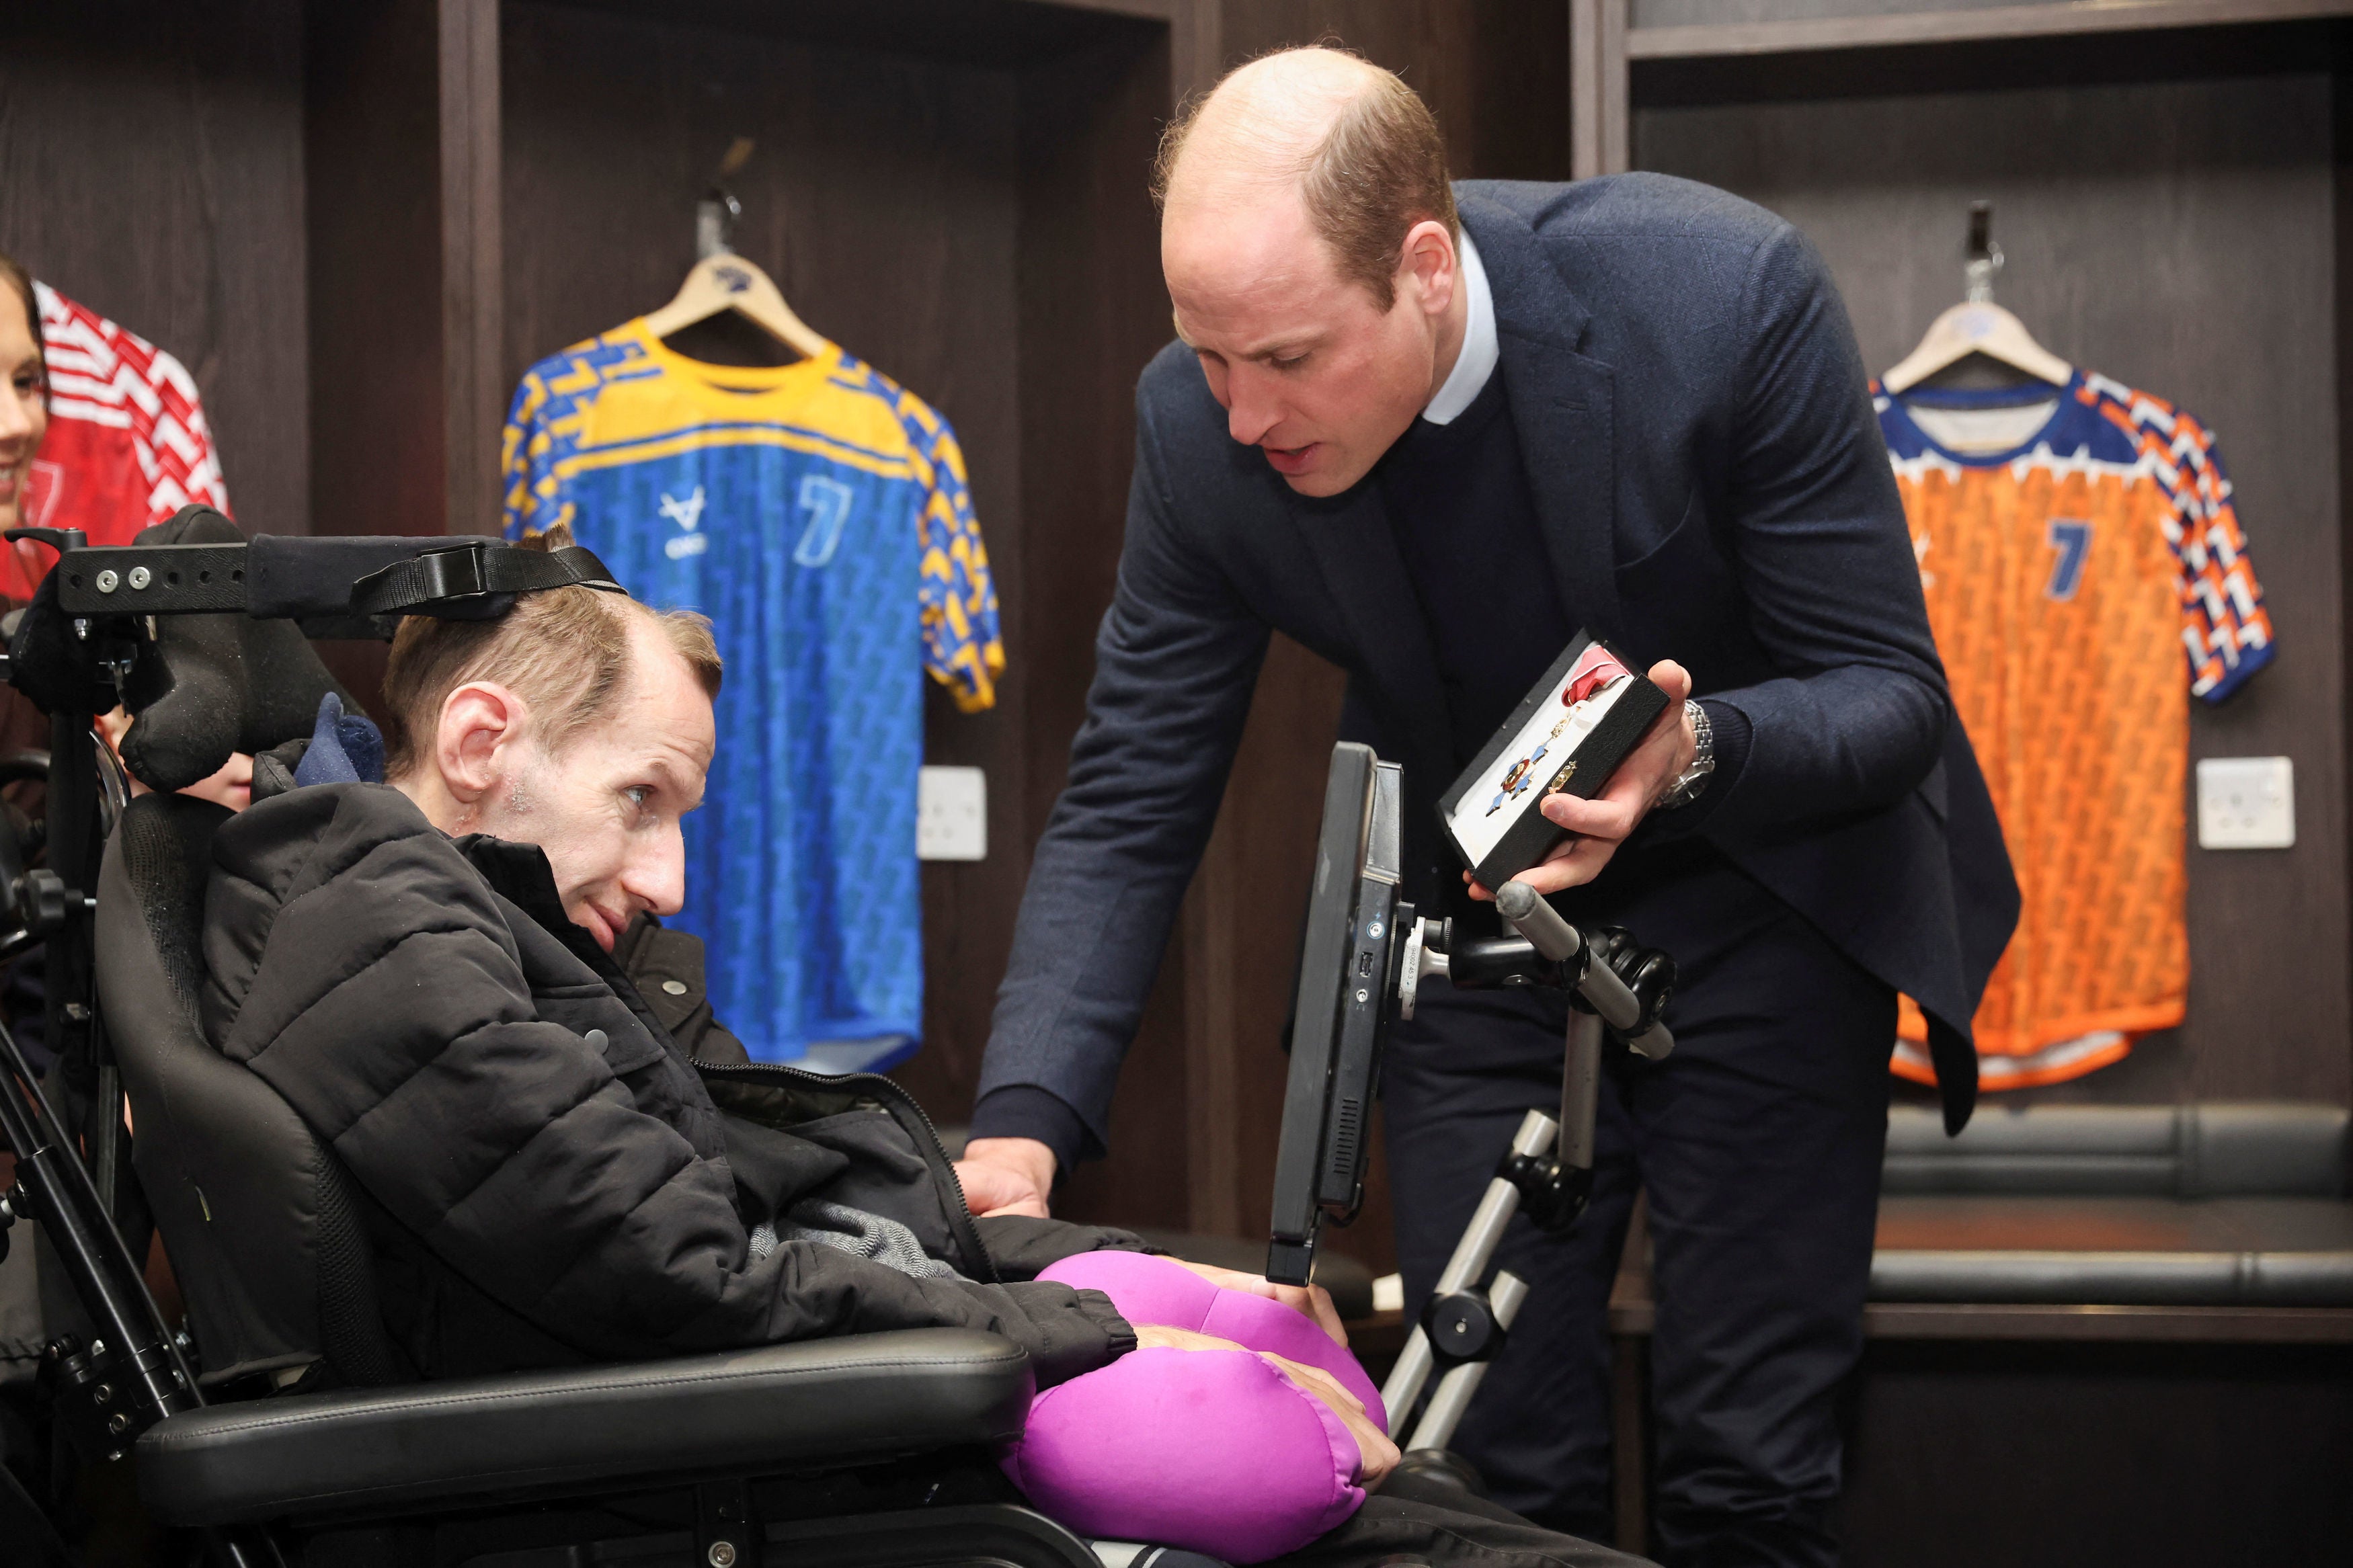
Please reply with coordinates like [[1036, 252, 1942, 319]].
[[917, 766, 987, 862], [2196, 756, 2295, 850]]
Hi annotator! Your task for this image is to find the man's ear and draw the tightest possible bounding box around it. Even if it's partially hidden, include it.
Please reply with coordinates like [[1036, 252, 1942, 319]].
[[1398, 218, 1458, 318], [434, 682, 529, 808]]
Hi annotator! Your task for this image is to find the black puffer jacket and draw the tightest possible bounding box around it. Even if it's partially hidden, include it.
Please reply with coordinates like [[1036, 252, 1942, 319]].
[[198, 782, 1142, 1384]]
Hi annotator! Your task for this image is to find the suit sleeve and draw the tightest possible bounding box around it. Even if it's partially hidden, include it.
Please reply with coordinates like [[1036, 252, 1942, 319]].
[[1680, 222, 1953, 841], [973, 395, 1272, 1160]]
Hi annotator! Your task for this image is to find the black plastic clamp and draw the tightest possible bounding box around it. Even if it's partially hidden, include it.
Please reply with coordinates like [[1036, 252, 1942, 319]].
[[1496, 1145, 1593, 1235], [1421, 1286, 1509, 1372]]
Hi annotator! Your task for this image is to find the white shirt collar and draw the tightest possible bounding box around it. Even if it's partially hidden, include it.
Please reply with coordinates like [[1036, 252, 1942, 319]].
[[1420, 228, 1497, 427]]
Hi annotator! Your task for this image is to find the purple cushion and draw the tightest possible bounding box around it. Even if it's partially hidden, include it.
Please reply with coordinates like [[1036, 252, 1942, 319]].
[[1039, 1250, 1386, 1427], [999, 1251, 1384, 1561], [1004, 1347, 1366, 1561]]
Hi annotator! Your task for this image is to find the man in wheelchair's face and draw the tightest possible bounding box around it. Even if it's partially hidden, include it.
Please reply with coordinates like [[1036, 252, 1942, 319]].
[[387, 610, 716, 952]]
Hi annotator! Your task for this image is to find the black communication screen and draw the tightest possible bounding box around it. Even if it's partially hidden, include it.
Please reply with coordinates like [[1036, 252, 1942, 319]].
[[1267, 742, 1406, 1286]]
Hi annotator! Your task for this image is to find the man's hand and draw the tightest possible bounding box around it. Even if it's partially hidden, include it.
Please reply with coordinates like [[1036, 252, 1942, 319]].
[[1470, 658, 1695, 901], [1257, 1352, 1400, 1489], [1168, 1257, 1349, 1346], [954, 1137, 1057, 1219]]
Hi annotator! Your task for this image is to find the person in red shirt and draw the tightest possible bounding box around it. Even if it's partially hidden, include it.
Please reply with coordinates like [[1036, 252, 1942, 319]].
[[0, 251, 44, 538]]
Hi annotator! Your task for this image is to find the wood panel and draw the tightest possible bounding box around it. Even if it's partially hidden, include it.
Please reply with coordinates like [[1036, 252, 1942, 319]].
[[306, 0, 486, 706], [1839, 1340, 2353, 1566], [0, 1, 309, 538], [1638, 0, 2085, 24], [2342, 0, 2353, 1123], [1630, 15, 2344, 113], [1572, 0, 1631, 180], [920, 22, 1183, 1233], [1207, 1, 1571, 181], [533, 0, 1172, 72], [1639, 74, 2351, 1106], [306, 0, 460, 544], [1179, 634, 1350, 1241], [1628, 0, 2353, 56], [500, 5, 1025, 465], [440, 0, 504, 537], [1612, 1320, 2353, 1559], [1009, 28, 1190, 1229], [1616, 1294, 2353, 1342]]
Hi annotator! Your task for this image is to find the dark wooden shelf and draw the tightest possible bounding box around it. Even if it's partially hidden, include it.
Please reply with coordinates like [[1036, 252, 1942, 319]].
[[1864, 1301, 2353, 1342], [1628, 0, 2353, 61], [1609, 1297, 2353, 1343], [532, 0, 1172, 67]]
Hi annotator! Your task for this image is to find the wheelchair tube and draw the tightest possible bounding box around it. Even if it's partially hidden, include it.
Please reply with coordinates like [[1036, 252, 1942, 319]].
[[1382, 1109, 1557, 1433], [1494, 881, 1674, 1059], [1559, 1009, 1603, 1175], [1404, 1269, 1530, 1453], [0, 1018, 201, 1433]]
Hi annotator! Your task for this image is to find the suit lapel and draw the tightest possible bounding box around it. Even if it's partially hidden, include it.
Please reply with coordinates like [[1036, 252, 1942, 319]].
[[1290, 483, 1454, 776], [1460, 196, 1624, 639]]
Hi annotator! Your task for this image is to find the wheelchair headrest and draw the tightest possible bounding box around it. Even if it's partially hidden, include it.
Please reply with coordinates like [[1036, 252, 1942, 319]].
[[8, 509, 630, 794], [116, 509, 358, 792]]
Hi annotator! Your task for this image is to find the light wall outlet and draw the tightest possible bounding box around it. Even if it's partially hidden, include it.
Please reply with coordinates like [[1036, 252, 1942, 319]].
[[917, 766, 987, 862], [2196, 756, 2295, 850]]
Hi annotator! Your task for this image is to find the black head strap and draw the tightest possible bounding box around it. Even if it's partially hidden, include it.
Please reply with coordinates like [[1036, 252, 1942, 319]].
[[349, 540, 626, 621]]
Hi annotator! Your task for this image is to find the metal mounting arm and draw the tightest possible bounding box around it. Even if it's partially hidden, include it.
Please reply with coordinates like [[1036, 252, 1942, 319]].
[[1380, 883, 1677, 1452]]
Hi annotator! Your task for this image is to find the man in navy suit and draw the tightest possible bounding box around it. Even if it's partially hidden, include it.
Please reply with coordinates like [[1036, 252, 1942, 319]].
[[955, 47, 2017, 1565]]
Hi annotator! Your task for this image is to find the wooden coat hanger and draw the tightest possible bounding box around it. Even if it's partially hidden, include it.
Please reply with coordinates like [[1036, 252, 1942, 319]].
[[1880, 202, 2071, 395], [641, 142, 832, 362]]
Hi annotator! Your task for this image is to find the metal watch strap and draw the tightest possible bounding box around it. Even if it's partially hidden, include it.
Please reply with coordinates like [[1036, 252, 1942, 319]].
[[1660, 698, 1716, 809]]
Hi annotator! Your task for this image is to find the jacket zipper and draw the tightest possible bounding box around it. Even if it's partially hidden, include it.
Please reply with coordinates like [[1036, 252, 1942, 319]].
[[697, 1061, 1000, 1284]]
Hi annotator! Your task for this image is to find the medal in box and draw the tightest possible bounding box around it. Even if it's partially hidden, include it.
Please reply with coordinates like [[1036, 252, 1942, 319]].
[[1438, 632, 1669, 891]]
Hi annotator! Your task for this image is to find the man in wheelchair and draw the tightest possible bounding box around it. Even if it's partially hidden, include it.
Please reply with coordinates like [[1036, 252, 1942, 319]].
[[21, 521, 1646, 1565], [206, 545, 1165, 1391]]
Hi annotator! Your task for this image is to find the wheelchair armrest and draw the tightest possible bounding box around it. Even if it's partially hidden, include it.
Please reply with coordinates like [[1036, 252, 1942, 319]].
[[136, 1328, 1033, 1528]]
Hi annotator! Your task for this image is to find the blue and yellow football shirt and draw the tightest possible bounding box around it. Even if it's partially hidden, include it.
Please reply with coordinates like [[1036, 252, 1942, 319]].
[[502, 323, 1003, 1066]]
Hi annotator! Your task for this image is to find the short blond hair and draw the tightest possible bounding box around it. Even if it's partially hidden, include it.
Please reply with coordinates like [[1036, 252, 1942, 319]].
[[1153, 45, 1457, 312], [379, 526, 721, 778]]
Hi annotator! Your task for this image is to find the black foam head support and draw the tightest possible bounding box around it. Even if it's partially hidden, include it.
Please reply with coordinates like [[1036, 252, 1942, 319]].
[[6, 509, 621, 791], [116, 509, 358, 792]]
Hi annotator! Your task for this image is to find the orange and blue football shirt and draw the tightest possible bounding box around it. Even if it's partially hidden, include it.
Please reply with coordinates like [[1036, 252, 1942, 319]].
[[1878, 370, 2271, 1089], [502, 323, 1004, 1069]]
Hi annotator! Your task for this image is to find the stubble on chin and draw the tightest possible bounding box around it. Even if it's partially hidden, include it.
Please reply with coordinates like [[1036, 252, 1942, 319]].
[[504, 748, 555, 820]]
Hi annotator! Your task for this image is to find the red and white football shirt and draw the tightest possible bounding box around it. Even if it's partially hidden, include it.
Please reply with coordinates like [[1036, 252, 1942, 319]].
[[11, 282, 231, 598]]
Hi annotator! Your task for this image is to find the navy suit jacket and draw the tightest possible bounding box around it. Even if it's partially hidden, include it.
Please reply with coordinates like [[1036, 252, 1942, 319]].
[[978, 175, 2019, 1143]]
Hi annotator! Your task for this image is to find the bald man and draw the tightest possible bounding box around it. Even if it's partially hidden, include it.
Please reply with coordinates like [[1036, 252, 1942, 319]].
[[959, 47, 2015, 1567]]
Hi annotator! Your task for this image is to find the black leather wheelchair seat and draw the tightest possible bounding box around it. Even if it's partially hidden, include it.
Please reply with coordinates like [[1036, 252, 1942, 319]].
[[136, 1327, 1033, 1527]]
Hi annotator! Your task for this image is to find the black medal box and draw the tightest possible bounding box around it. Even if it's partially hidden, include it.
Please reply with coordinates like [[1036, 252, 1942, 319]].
[[1437, 630, 1669, 892]]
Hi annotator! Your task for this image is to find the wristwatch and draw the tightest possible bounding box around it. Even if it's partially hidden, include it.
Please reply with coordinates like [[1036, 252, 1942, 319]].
[[1659, 699, 1716, 810]]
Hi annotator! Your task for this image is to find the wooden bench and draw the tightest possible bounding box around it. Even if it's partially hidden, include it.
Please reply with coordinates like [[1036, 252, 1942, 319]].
[[1606, 1102, 2353, 1560]]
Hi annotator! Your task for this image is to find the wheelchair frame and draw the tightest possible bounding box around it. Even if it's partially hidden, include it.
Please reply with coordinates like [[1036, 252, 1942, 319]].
[[0, 518, 1111, 1568]]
